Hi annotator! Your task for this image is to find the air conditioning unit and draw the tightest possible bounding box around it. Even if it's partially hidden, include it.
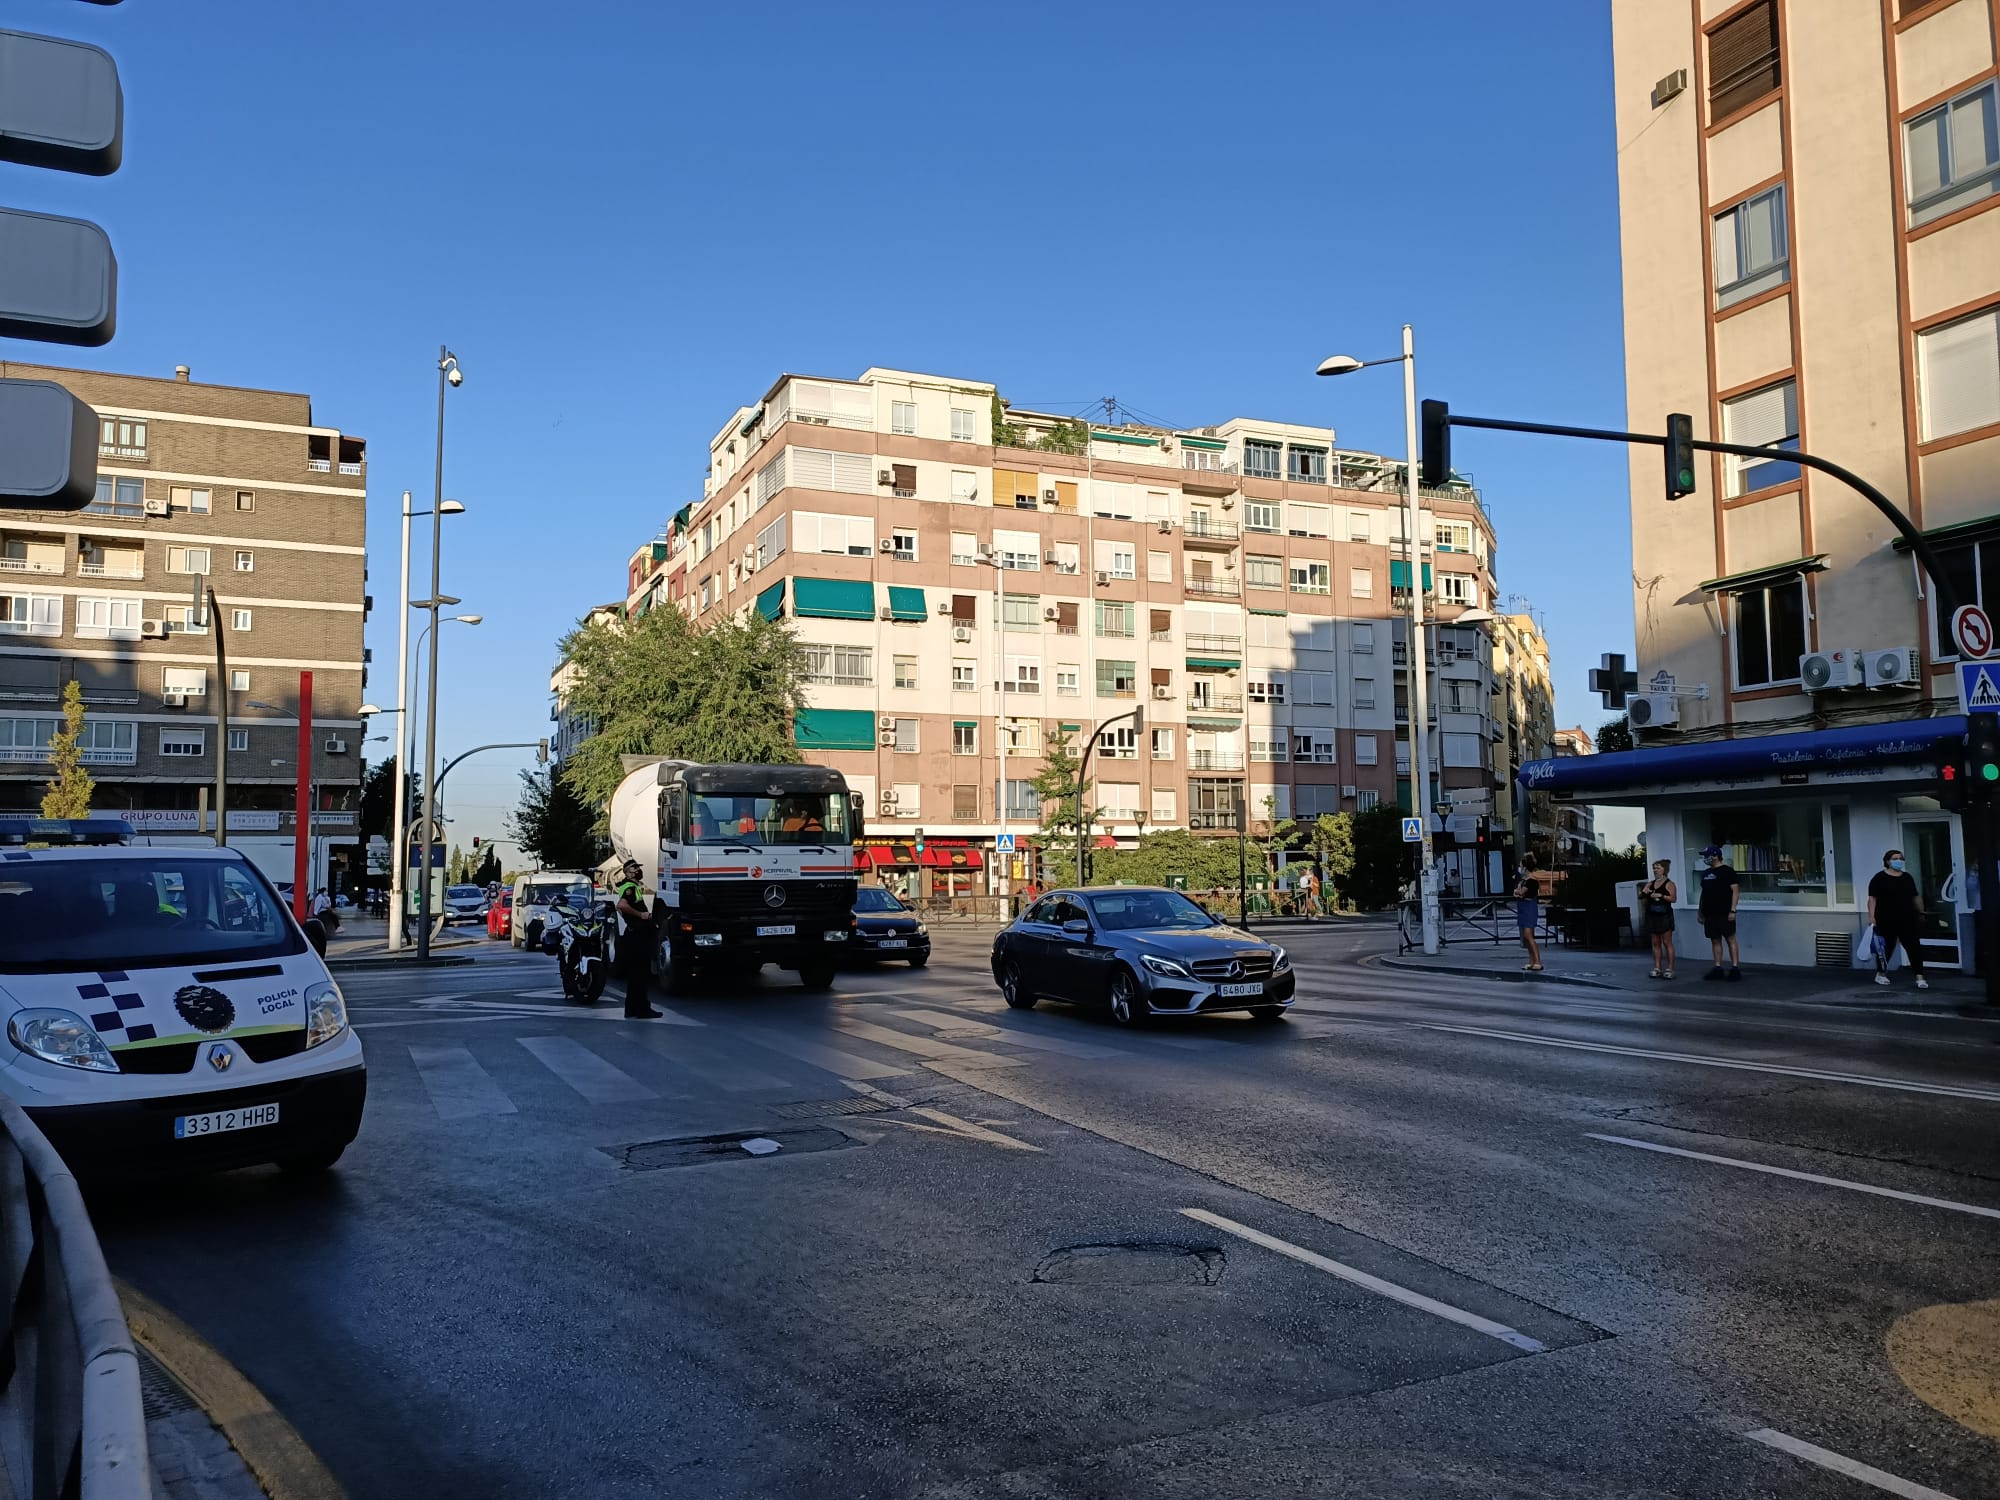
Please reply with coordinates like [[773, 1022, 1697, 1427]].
[[1861, 646, 1919, 688], [880, 789, 898, 805], [877, 469, 894, 486], [1342, 784, 1358, 799], [1095, 570, 1111, 586], [1157, 518, 1174, 533], [142, 496, 168, 516], [1800, 648, 1862, 692], [1626, 693, 1680, 729], [936, 601, 953, 615], [878, 607, 896, 621], [1220, 495, 1236, 509], [878, 539, 895, 553], [1042, 488, 1057, 503], [1043, 606, 1060, 621], [140, 619, 167, 639], [324, 737, 349, 755], [1044, 550, 1063, 565], [1438, 644, 1457, 664], [78, 539, 96, 556], [1153, 685, 1172, 700], [162, 691, 187, 708], [952, 625, 973, 642], [978, 542, 994, 559], [878, 715, 896, 730]]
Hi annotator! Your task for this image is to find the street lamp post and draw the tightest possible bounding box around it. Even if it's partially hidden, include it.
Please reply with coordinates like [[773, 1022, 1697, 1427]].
[[1320, 324, 1441, 953], [407, 611, 479, 947], [416, 348, 463, 960]]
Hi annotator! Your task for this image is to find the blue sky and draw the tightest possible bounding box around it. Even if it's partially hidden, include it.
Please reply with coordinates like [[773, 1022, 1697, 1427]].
[[14, 0, 1634, 854]]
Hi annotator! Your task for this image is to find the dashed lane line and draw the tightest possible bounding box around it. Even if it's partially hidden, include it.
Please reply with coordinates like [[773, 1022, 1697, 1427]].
[[1742, 1429, 1961, 1499], [1586, 1134, 2000, 1221]]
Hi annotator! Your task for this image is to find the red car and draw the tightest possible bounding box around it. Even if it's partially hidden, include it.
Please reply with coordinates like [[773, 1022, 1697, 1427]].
[[486, 890, 513, 940]]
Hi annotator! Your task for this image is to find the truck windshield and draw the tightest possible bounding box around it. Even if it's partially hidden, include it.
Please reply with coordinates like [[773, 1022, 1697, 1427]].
[[687, 793, 849, 845], [0, 854, 304, 973]]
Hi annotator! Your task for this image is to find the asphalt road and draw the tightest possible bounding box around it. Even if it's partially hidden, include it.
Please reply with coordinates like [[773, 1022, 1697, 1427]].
[[93, 922, 2000, 1499]]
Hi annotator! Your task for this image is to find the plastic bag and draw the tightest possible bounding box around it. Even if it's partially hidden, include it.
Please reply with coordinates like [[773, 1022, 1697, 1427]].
[[1854, 924, 1904, 970]]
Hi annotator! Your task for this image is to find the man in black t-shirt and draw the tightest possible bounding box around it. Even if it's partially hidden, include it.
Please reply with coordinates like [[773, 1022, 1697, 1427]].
[[1697, 844, 1741, 981]]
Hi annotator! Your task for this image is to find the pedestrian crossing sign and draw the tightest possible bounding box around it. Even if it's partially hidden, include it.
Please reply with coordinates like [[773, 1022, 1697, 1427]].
[[1959, 661, 2000, 711], [995, 832, 1017, 852], [1401, 817, 1423, 843]]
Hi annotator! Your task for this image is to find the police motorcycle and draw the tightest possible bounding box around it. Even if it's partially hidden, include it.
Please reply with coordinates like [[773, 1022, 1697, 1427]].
[[539, 892, 610, 1004]]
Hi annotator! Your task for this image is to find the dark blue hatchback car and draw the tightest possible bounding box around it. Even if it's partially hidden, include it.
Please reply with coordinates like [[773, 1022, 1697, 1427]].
[[991, 886, 1294, 1025], [849, 885, 931, 966]]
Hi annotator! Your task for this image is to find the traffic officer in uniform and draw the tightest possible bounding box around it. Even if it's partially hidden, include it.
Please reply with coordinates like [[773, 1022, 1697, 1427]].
[[614, 859, 662, 1019]]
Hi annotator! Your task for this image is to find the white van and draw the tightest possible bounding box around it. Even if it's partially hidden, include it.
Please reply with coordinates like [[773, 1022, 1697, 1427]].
[[511, 871, 595, 951], [0, 818, 366, 1177]]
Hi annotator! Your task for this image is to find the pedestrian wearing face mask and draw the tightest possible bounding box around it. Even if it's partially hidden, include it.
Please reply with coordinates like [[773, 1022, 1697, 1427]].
[[1867, 849, 1929, 990]]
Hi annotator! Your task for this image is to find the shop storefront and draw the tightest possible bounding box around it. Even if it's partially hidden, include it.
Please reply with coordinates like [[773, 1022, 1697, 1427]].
[[1519, 715, 1969, 971], [854, 838, 984, 901]]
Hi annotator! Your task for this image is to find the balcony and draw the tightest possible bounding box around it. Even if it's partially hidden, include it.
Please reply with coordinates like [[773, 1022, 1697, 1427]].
[[1188, 750, 1246, 771], [1150, 628, 1174, 643], [1186, 693, 1244, 714], [1183, 577, 1240, 600], [1184, 632, 1242, 655], [0, 556, 62, 575], [1181, 517, 1240, 545], [307, 458, 331, 473], [769, 405, 873, 432], [79, 555, 143, 580], [1181, 461, 1240, 494], [338, 462, 363, 476]]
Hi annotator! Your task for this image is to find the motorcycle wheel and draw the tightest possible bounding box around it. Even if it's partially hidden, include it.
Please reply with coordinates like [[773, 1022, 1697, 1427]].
[[581, 960, 607, 1003]]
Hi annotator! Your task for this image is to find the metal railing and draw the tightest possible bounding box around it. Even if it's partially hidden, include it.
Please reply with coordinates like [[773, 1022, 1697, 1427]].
[[0, 1096, 149, 1499], [1183, 578, 1240, 599], [1397, 896, 1559, 953], [1184, 632, 1241, 654], [1186, 693, 1244, 713], [1182, 518, 1241, 542], [1188, 750, 1246, 771]]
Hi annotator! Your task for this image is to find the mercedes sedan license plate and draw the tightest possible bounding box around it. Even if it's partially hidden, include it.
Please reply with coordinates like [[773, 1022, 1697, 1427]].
[[879, 938, 908, 949], [175, 1103, 280, 1139], [1217, 981, 1263, 997], [756, 923, 796, 937]]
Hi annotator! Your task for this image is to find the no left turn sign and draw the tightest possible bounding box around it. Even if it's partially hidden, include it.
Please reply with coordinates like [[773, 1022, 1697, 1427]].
[[1953, 605, 1993, 660]]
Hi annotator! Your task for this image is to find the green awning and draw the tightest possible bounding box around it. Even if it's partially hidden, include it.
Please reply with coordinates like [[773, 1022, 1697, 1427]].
[[1389, 561, 1435, 590], [1092, 430, 1160, 446], [953, 719, 978, 729], [1893, 519, 1999, 553], [1249, 608, 1287, 617], [1698, 554, 1827, 594], [792, 577, 875, 620], [1186, 656, 1241, 671], [886, 585, 927, 622], [794, 707, 875, 752], [667, 503, 694, 536], [754, 581, 786, 620], [1179, 436, 1227, 451], [1187, 716, 1242, 728]]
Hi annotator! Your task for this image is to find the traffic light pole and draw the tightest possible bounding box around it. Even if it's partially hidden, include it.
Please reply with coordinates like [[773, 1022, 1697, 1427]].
[[1432, 407, 2000, 1005]]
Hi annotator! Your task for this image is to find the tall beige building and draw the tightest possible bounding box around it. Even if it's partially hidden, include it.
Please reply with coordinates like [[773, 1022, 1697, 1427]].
[[0, 363, 368, 889], [1554, 0, 2000, 967]]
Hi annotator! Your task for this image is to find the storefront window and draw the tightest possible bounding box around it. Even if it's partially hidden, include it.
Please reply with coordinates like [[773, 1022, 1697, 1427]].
[[1829, 805, 1852, 905], [1683, 802, 1826, 902]]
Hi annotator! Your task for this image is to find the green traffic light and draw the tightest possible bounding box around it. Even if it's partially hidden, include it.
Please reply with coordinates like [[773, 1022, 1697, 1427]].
[[1678, 469, 1695, 489], [1984, 763, 1999, 782]]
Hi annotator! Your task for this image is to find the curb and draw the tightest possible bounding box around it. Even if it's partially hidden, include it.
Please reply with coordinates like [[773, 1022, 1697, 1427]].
[[327, 954, 477, 971], [120, 1281, 345, 1499], [1375, 954, 1623, 990]]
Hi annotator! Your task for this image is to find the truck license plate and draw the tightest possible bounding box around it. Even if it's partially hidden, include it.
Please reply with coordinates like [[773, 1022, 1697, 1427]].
[[175, 1103, 280, 1139], [1217, 982, 1262, 998], [756, 923, 796, 937]]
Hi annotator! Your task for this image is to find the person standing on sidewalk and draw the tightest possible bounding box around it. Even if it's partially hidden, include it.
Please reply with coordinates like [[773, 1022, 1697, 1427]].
[[1867, 849, 1929, 991], [614, 860, 663, 1019], [1698, 845, 1742, 981], [1640, 859, 1677, 979], [1513, 856, 1544, 972]]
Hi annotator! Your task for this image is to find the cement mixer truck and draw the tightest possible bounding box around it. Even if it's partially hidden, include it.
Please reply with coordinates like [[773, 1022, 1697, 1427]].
[[608, 758, 864, 992]]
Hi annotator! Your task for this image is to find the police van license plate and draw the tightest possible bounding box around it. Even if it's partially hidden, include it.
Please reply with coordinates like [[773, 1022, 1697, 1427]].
[[1217, 982, 1262, 997], [756, 923, 796, 937], [175, 1104, 280, 1139]]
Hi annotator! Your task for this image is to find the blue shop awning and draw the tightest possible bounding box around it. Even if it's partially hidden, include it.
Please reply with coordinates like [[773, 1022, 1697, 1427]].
[[1519, 715, 1965, 796]]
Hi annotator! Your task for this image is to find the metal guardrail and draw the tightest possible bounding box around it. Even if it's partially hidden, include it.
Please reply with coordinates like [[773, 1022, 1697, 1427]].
[[0, 1096, 148, 1499], [1398, 896, 1553, 954]]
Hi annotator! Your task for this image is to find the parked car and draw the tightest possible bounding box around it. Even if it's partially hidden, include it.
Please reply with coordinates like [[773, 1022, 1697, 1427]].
[[486, 890, 514, 940], [442, 884, 489, 925], [849, 886, 930, 966], [991, 886, 1294, 1026]]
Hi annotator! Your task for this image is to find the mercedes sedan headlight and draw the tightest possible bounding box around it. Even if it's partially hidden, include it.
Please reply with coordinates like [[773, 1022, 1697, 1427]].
[[8, 1010, 118, 1073], [304, 981, 348, 1049], [1141, 954, 1192, 979], [1271, 945, 1291, 971]]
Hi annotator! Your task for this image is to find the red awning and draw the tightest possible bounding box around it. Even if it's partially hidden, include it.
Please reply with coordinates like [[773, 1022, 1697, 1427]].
[[862, 844, 920, 868], [920, 845, 982, 869]]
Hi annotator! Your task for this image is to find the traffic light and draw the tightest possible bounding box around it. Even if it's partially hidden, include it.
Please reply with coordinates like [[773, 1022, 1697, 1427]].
[[471, 836, 481, 849], [1665, 412, 1696, 500], [1937, 735, 1968, 812], [1420, 399, 1450, 488], [1970, 713, 2000, 794]]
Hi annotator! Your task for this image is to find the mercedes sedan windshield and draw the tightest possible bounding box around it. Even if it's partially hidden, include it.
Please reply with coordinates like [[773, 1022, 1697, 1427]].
[[1085, 889, 1218, 931]]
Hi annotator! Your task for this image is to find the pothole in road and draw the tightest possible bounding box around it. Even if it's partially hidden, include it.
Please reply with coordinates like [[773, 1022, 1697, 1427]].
[[1031, 1242, 1226, 1287], [604, 1126, 858, 1171]]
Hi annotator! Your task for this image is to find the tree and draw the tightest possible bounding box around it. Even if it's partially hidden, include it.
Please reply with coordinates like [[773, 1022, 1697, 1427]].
[[1031, 725, 1093, 884], [1093, 830, 1258, 893], [1346, 805, 1413, 911], [991, 393, 1027, 450], [359, 757, 420, 845], [508, 765, 604, 871], [1596, 716, 1634, 754], [446, 844, 469, 883], [1309, 813, 1356, 903], [471, 845, 502, 886], [556, 604, 808, 817], [40, 680, 94, 818]]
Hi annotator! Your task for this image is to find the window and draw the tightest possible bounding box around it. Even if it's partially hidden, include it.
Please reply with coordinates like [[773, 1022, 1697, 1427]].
[[87, 476, 145, 518], [1098, 782, 1140, 821], [1444, 679, 1482, 713], [951, 531, 977, 566], [1051, 542, 1081, 576], [1009, 718, 1042, 755], [1682, 802, 1828, 902], [167, 546, 211, 575], [162, 667, 206, 697], [995, 529, 1040, 571], [1242, 440, 1281, 479], [1349, 567, 1374, 600], [889, 464, 916, 498], [953, 659, 978, 692], [1721, 380, 1800, 496], [1707, 0, 1779, 123], [1096, 660, 1137, 697], [950, 408, 977, 442], [227, 729, 248, 752], [1098, 726, 1138, 760], [1713, 186, 1789, 307], [1006, 779, 1040, 820], [229, 670, 250, 691], [1290, 561, 1330, 595], [1247, 673, 1286, 705], [235, 491, 255, 512], [1055, 665, 1080, 696], [894, 656, 919, 690], [891, 783, 920, 817], [234, 550, 255, 572], [891, 400, 918, 436], [1288, 503, 1331, 538], [1151, 727, 1175, 760], [0, 594, 60, 636], [1434, 519, 1475, 554], [1354, 623, 1375, 654], [1094, 540, 1135, 579], [793, 510, 873, 556], [159, 729, 205, 757], [1906, 81, 1999, 227], [1918, 306, 2000, 441], [169, 486, 211, 514], [950, 469, 979, 502], [1287, 446, 1325, 484], [697, 576, 713, 610], [1439, 572, 1477, 606], [890, 719, 918, 754], [1151, 788, 1176, 823], [790, 447, 876, 495], [1247, 555, 1283, 590], [1731, 577, 1809, 688], [230, 608, 252, 632], [756, 515, 787, 569], [1246, 501, 1280, 533], [1006, 656, 1041, 694], [1354, 735, 1379, 766], [73, 595, 139, 640], [953, 722, 978, 755], [1293, 733, 1337, 764], [1003, 593, 1041, 631], [1356, 789, 1380, 811], [98, 415, 146, 457], [1354, 677, 1377, 709], [1442, 733, 1483, 768], [952, 592, 977, 623], [1348, 511, 1373, 543], [953, 784, 978, 819], [1052, 600, 1079, 635], [1095, 600, 1135, 638], [1250, 737, 1288, 762], [801, 644, 873, 686], [891, 530, 917, 562], [1148, 549, 1172, 582]]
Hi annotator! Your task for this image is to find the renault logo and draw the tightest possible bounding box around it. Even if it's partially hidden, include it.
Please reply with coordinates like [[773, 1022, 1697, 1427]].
[[763, 884, 787, 909], [206, 1044, 233, 1074]]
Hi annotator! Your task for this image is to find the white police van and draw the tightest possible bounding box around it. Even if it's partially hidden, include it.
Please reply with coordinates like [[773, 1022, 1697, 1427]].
[[0, 818, 366, 1177]]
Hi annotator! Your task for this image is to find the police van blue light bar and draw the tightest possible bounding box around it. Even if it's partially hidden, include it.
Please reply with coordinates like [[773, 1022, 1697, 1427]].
[[0, 817, 133, 846]]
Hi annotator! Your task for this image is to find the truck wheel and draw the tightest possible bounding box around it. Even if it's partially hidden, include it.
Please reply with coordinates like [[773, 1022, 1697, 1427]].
[[799, 963, 836, 992]]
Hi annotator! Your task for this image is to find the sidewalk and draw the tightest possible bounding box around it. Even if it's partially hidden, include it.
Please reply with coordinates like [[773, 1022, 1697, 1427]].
[[1379, 940, 1991, 1011], [323, 913, 479, 969]]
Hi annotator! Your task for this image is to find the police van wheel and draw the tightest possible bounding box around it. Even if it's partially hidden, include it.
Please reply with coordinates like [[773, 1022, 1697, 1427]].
[[279, 1145, 345, 1176]]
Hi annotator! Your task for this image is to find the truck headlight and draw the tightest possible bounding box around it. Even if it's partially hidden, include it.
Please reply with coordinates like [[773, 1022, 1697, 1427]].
[[305, 981, 348, 1049], [8, 1010, 118, 1073], [694, 933, 723, 948], [823, 929, 849, 942], [1141, 955, 1191, 979]]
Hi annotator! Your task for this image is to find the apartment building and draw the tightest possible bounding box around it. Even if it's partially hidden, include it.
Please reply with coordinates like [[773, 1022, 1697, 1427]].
[[622, 366, 1511, 894], [0, 362, 368, 889], [1490, 613, 1557, 878], [1532, 0, 2000, 967], [1550, 727, 1599, 859]]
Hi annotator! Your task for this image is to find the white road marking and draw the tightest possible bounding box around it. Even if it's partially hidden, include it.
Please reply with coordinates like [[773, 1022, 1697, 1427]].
[[1743, 1428, 1961, 1498], [728, 1026, 909, 1081], [830, 1015, 1024, 1068], [1416, 1023, 2000, 1102], [1586, 1134, 2000, 1221], [1180, 1208, 1546, 1353], [841, 1079, 1040, 1151], [416, 998, 704, 1026], [408, 1044, 517, 1121], [516, 1036, 658, 1103], [892, 1008, 1125, 1059]]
